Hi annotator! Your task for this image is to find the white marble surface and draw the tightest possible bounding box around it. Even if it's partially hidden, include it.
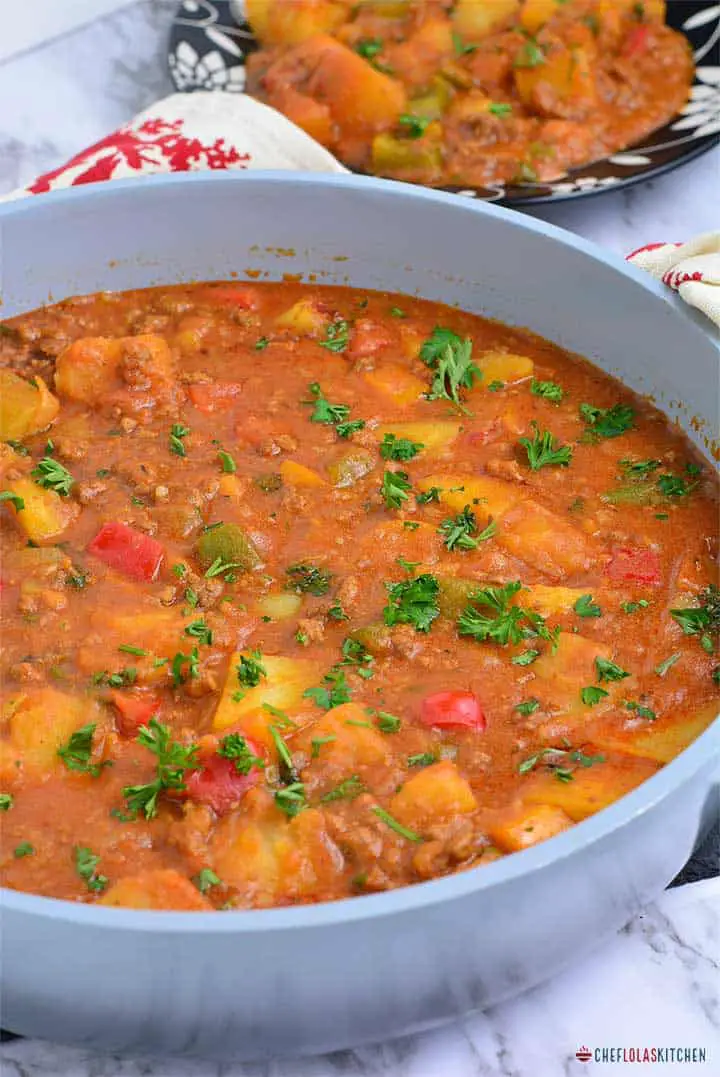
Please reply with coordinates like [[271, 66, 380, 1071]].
[[0, 3, 718, 1074]]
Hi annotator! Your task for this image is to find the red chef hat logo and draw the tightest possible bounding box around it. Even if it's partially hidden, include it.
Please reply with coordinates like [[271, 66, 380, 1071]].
[[576, 1046, 593, 1063]]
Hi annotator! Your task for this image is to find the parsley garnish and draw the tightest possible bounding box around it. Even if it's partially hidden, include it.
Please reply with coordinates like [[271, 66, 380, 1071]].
[[336, 419, 366, 439], [624, 700, 657, 721], [458, 581, 556, 647], [321, 775, 365, 802], [531, 378, 564, 402], [0, 490, 24, 511], [655, 652, 681, 677], [519, 422, 572, 470], [620, 458, 661, 478], [581, 686, 609, 706], [438, 505, 479, 551], [489, 102, 512, 117], [671, 587, 718, 653], [218, 732, 264, 774], [574, 594, 602, 618], [380, 433, 423, 461], [121, 718, 199, 819], [657, 473, 698, 498], [171, 647, 200, 685], [319, 319, 350, 354], [622, 599, 649, 614], [185, 619, 213, 646], [304, 669, 352, 711], [57, 723, 107, 778], [383, 573, 440, 633], [218, 450, 236, 473], [419, 327, 480, 411], [74, 846, 108, 892], [381, 469, 412, 509], [515, 698, 540, 716], [518, 746, 604, 781], [274, 782, 306, 817], [417, 486, 442, 504], [286, 562, 332, 596], [376, 711, 402, 733], [31, 457, 74, 496], [118, 644, 148, 657], [580, 403, 635, 440], [327, 602, 349, 622], [398, 113, 431, 139], [0, 793, 14, 811], [514, 38, 546, 68], [355, 37, 383, 60], [311, 734, 337, 758], [204, 556, 243, 579], [169, 423, 190, 457], [305, 381, 350, 425], [371, 806, 422, 842], [255, 336, 269, 351], [14, 842, 34, 858], [408, 751, 437, 768], [236, 649, 266, 688], [452, 30, 478, 55], [595, 657, 630, 683], [194, 868, 221, 893], [512, 649, 540, 666]]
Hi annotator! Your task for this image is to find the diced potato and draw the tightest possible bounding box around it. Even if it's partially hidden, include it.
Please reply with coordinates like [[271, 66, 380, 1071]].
[[0, 372, 59, 441], [375, 421, 461, 457], [77, 607, 185, 679], [3, 688, 94, 774], [246, 0, 347, 45], [514, 46, 596, 118], [486, 802, 573, 852], [520, 0, 566, 34], [274, 298, 329, 337], [2, 477, 79, 544], [218, 474, 244, 500], [521, 754, 658, 821], [418, 473, 522, 519], [327, 449, 375, 488], [452, 0, 520, 39], [476, 351, 534, 387], [256, 592, 303, 620], [212, 654, 322, 749], [55, 335, 173, 405], [390, 762, 477, 831], [532, 633, 613, 703], [498, 500, 596, 579], [279, 459, 327, 488], [211, 790, 341, 903], [590, 701, 719, 764], [302, 35, 406, 135], [398, 326, 426, 360], [523, 584, 589, 618], [363, 362, 427, 407], [269, 86, 335, 146], [99, 869, 211, 910], [299, 703, 391, 771]]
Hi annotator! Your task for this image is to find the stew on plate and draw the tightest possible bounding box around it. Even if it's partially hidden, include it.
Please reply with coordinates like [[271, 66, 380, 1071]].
[[0, 282, 717, 910], [245, 0, 694, 187]]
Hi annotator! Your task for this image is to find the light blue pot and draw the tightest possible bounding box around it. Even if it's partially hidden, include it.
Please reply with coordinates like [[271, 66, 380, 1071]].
[[0, 172, 718, 1059]]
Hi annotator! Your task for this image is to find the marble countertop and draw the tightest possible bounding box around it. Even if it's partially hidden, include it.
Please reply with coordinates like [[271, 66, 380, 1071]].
[[0, 2, 718, 1074]]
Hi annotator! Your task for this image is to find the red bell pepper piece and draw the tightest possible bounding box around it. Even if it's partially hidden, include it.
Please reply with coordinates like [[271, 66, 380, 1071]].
[[87, 521, 164, 582], [185, 750, 262, 814], [420, 690, 487, 731], [606, 545, 662, 587], [111, 690, 161, 737]]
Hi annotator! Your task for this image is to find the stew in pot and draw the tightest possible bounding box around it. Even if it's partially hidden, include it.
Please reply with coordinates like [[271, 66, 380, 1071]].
[[0, 282, 717, 910]]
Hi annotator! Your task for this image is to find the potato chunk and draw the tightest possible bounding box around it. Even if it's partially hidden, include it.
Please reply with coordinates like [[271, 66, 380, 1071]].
[[391, 762, 477, 832], [521, 754, 658, 821], [246, 0, 347, 45], [453, 0, 520, 38], [279, 459, 327, 487], [1, 689, 94, 775], [498, 500, 596, 579], [100, 869, 211, 910], [375, 421, 461, 457], [486, 802, 573, 852], [363, 362, 427, 407], [55, 334, 173, 406], [274, 298, 329, 336], [477, 351, 534, 387], [0, 372, 59, 441], [418, 473, 522, 519], [212, 654, 322, 750], [297, 703, 391, 769], [2, 477, 79, 545], [590, 701, 718, 764]]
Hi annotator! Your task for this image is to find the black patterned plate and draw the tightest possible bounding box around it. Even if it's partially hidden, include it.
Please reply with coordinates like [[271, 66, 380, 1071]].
[[168, 0, 720, 205]]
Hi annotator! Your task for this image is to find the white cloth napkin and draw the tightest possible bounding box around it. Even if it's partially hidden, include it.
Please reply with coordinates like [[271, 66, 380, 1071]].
[[7, 91, 719, 330]]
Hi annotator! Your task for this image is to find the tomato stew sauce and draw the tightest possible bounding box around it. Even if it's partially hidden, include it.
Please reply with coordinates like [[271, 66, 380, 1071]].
[[0, 282, 717, 911], [245, 0, 694, 188]]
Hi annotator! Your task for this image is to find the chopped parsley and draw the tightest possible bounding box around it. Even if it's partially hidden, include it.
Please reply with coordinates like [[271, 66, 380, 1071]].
[[74, 846, 108, 892], [118, 644, 148, 657], [327, 602, 349, 622], [670, 587, 719, 654], [574, 594, 602, 618], [286, 562, 332, 596], [57, 723, 108, 778], [319, 319, 350, 354], [193, 868, 221, 893], [580, 402, 635, 440], [311, 734, 336, 758], [452, 30, 478, 55], [512, 649, 540, 666], [376, 711, 402, 734], [398, 113, 431, 139], [14, 842, 34, 858], [171, 647, 200, 686], [458, 581, 557, 648], [184, 619, 213, 646], [438, 505, 480, 551], [218, 732, 264, 774], [255, 336, 269, 351], [518, 746, 605, 781], [218, 450, 236, 474], [514, 38, 546, 68], [519, 422, 572, 470], [321, 775, 365, 802], [204, 556, 243, 580], [236, 650, 267, 688], [336, 419, 366, 439], [274, 782, 306, 818], [622, 599, 649, 614], [581, 686, 609, 706], [31, 457, 74, 495], [655, 652, 681, 677], [305, 381, 350, 425], [531, 379, 564, 402], [380, 433, 423, 461], [620, 458, 661, 478], [595, 657, 630, 683], [488, 102, 513, 117], [0, 793, 14, 811], [121, 719, 199, 819], [515, 698, 540, 716], [169, 423, 190, 457], [371, 806, 422, 842], [383, 573, 440, 633], [624, 700, 657, 721], [381, 469, 412, 509], [417, 486, 442, 504], [0, 490, 24, 511], [304, 669, 352, 711], [419, 327, 480, 412], [355, 37, 383, 60]]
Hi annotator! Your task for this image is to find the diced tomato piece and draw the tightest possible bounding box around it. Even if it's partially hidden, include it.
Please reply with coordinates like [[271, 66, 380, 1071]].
[[348, 318, 394, 360], [420, 690, 487, 731], [184, 750, 262, 814], [87, 522, 164, 582], [188, 382, 244, 413], [605, 545, 662, 587], [623, 25, 649, 56], [111, 690, 160, 736], [199, 285, 259, 309]]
